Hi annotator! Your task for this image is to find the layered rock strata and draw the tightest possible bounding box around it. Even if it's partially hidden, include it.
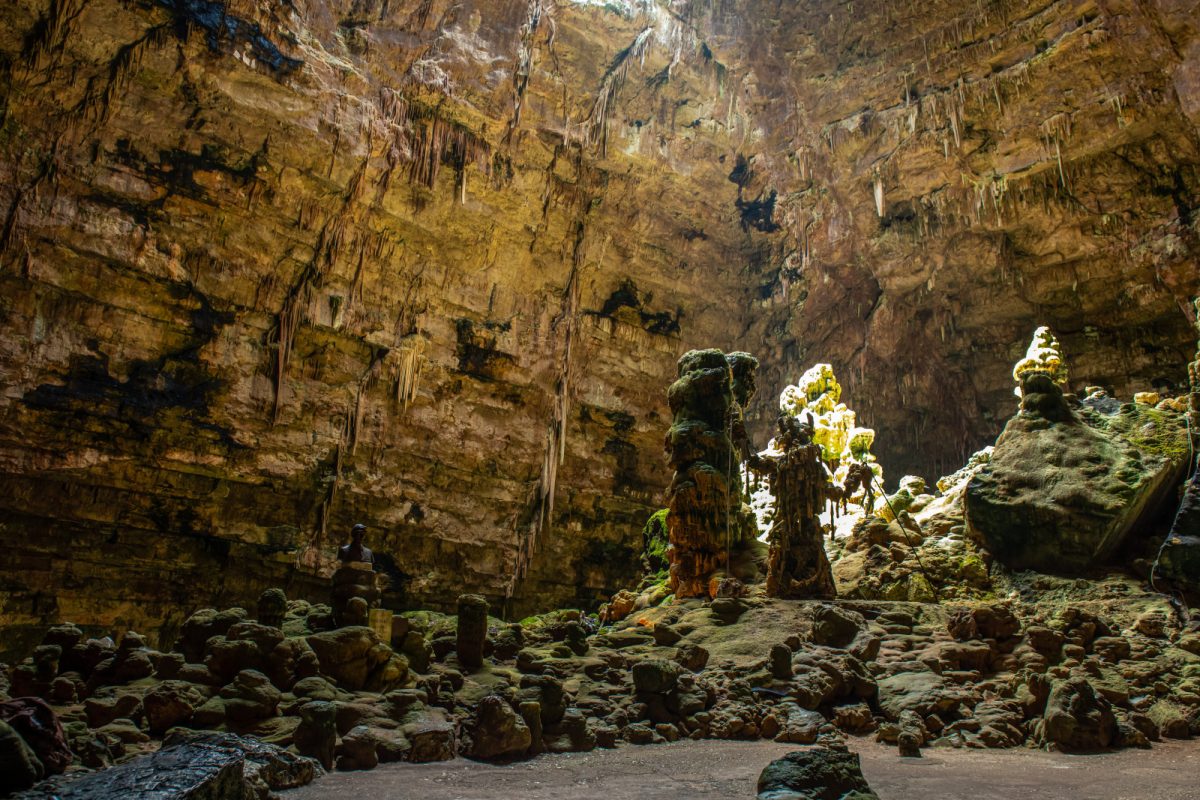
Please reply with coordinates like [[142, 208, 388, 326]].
[[1, 0, 1198, 643]]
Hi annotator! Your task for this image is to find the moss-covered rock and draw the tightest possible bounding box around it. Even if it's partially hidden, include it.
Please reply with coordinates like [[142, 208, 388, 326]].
[[642, 509, 670, 575], [965, 372, 1187, 572]]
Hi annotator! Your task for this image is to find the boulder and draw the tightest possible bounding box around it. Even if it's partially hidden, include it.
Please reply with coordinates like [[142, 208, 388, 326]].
[[143, 681, 208, 734], [756, 748, 879, 800], [876, 671, 963, 721], [774, 705, 825, 745], [674, 643, 710, 672], [1147, 699, 1192, 739], [810, 604, 865, 648], [41, 624, 84, 652], [769, 644, 793, 680], [336, 725, 380, 771], [292, 676, 339, 703], [294, 701, 337, 770], [0, 719, 43, 794], [305, 627, 407, 692], [220, 670, 281, 728], [1155, 473, 1200, 589], [965, 373, 1187, 572], [467, 695, 530, 761], [1037, 678, 1117, 750], [256, 589, 288, 629], [178, 608, 248, 664], [517, 675, 566, 726], [267, 637, 320, 690], [20, 731, 319, 799], [403, 712, 456, 763], [0, 697, 71, 775], [456, 594, 489, 670], [632, 659, 682, 694]]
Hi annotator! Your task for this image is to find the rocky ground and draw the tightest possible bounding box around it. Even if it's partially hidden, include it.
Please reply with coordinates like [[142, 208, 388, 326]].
[[5, 567, 1200, 796], [2, 0, 1199, 658]]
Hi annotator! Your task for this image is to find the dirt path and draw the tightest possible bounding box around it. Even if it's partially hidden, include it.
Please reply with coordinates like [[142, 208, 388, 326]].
[[283, 738, 1200, 799]]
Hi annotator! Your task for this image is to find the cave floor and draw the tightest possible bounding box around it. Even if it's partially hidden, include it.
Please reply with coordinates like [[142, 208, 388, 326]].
[[281, 737, 1200, 799]]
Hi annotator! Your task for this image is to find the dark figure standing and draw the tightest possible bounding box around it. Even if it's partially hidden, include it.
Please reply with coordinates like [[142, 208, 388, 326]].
[[338, 523, 375, 566], [332, 523, 378, 626]]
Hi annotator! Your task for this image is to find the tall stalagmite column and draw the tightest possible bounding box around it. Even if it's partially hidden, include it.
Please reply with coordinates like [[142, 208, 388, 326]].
[[456, 594, 488, 670], [664, 349, 758, 597]]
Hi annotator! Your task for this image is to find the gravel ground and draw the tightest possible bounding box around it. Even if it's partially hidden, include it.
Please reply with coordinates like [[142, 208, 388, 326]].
[[282, 738, 1200, 799]]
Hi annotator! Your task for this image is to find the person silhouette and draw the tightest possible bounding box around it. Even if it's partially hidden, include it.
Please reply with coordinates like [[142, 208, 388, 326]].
[[338, 523, 374, 566]]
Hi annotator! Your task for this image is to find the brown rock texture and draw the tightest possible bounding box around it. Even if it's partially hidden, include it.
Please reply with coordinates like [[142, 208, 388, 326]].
[[0, 0, 1197, 647]]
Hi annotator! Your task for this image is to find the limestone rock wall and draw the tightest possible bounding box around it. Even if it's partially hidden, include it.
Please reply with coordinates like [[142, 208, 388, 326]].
[[0, 0, 1197, 651], [731, 0, 1200, 476], [0, 0, 761, 652]]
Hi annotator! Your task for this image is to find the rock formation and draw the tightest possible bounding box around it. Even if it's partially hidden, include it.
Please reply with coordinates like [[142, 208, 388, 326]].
[[0, 0, 1197, 646], [664, 349, 759, 598], [749, 415, 837, 599], [753, 363, 883, 535], [966, 369, 1188, 572], [756, 748, 879, 800], [1156, 298, 1200, 586], [455, 594, 488, 670]]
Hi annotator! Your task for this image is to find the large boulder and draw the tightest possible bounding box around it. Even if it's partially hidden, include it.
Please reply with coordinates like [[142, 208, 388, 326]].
[[756, 748, 879, 799], [0, 698, 71, 776], [467, 696, 530, 761], [305, 627, 407, 692], [14, 731, 318, 799], [1036, 678, 1117, 751], [965, 373, 1187, 572]]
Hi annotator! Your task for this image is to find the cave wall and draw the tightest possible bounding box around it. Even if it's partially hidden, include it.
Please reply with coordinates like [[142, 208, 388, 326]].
[[0, 0, 1197, 651], [729, 0, 1200, 476]]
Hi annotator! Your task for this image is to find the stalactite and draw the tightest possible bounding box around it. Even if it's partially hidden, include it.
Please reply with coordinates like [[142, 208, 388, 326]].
[[585, 26, 654, 156], [376, 87, 491, 198], [272, 155, 371, 422], [1041, 113, 1073, 191], [349, 349, 386, 455], [394, 335, 425, 410], [505, 0, 554, 145], [21, 0, 87, 77], [509, 222, 585, 597], [72, 25, 169, 128]]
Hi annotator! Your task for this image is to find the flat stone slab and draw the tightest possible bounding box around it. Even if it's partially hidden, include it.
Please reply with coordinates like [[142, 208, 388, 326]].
[[18, 732, 319, 799]]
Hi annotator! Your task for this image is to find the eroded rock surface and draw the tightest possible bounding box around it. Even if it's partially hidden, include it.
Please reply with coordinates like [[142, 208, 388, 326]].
[[966, 372, 1188, 571], [1, 0, 1198, 648]]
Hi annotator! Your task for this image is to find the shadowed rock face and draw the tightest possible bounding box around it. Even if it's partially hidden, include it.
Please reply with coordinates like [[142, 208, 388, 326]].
[[0, 0, 1197, 645]]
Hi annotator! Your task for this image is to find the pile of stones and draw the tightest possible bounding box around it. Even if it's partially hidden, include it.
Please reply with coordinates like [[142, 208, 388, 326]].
[[5, 577, 1200, 795]]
